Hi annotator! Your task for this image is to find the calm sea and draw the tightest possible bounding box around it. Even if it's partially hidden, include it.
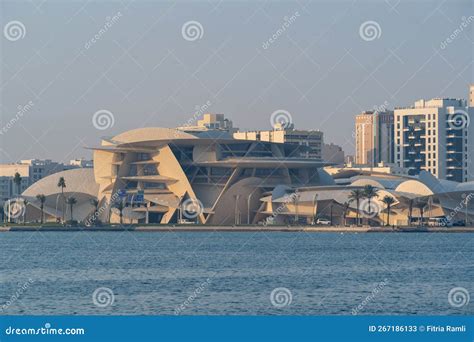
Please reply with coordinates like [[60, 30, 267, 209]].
[[0, 231, 472, 315]]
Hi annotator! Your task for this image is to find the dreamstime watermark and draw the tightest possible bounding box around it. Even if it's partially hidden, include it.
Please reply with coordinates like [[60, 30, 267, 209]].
[[442, 192, 473, 226], [448, 287, 470, 308], [84, 12, 123, 50], [181, 198, 203, 219], [176, 100, 212, 135], [174, 278, 212, 315], [270, 287, 293, 308], [440, 16, 474, 50], [270, 109, 293, 129], [4, 20, 26, 41], [3, 198, 27, 221], [448, 109, 470, 130], [359, 21, 382, 41], [0, 278, 34, 312], [263, 191, 298, 226], [92, 287, 115, 308], [262, 11, 300, 50], [92, 109, 115, 130], [5, 323, 85, 336], [0, 101, 34, 135], [84, 192, 120, 226], [360, 198, 382, 219], [181, 21, 204, 41], [352, 279, 388, 315]]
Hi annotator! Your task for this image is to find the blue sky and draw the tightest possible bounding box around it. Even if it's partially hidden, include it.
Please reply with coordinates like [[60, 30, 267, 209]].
[[0, 0, 472, 162]]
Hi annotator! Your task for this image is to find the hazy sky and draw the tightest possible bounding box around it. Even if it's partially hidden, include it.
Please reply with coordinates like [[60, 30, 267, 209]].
[[0, 0, 472, 163]]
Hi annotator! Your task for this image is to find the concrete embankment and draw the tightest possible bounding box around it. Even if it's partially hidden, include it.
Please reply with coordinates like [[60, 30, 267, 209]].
[[2, 225, 474, 233]]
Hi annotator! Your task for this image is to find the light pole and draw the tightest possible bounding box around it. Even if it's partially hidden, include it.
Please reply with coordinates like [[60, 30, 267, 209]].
[[234, 194, 241, 225], [247, 192, 254, 224], [312, 193, 318, 225]]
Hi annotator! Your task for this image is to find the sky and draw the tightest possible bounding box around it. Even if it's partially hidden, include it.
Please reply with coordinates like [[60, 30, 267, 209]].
[[0, 0, 472, 163]]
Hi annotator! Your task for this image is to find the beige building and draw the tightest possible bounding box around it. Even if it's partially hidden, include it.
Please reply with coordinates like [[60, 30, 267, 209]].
[[177, 113, 237, 133], [355, 111, 394, 166], [234, 123, 324, 160], [470, 84, 474, 107]]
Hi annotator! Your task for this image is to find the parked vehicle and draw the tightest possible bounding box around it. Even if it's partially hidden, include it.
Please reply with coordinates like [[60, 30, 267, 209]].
[[316, 218, 331, 225], [428, 217, 452, 227]]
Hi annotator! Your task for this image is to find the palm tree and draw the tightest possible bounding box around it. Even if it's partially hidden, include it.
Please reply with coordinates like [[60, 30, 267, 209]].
[[90, 198, 99, 225], [342, 201, 350, 226], [13, 172, 22, 196], [382, 195, 395, 226], [113, 201, 125, 224], [408, 199, 414, 226], [363, 185, 379, 224], [66, 196, 77, 222], [416, 201, 426, 226], [57, 177, 66, 222], [348, 189, 364, 226], [36, 194, 46, 224], [22, 198, 28, 224]]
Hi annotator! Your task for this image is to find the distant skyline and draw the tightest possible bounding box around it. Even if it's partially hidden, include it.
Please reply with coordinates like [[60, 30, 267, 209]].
[[0, 0, 472, 163]]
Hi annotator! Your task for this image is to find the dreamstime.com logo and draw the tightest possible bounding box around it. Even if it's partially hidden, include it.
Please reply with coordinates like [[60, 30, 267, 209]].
[[270, 109, 293, 129], [182, 198, 204, 219], [448, 287, 470, 308], [359, 21, 382, 41], [181, 21, 204, 41], [0, 278, 34, 313], [448, 109, 470, 130], [270, 287, 293, 308], [3, 20, 26, 41], [352, 279, 388, 315], [5, 323, 85, 336], [92, 287, 115, 308], [3, 198, 26, 220], [174, 278, 212, 315], [359, 199, 382, 219], [92, 109, 115, 130]]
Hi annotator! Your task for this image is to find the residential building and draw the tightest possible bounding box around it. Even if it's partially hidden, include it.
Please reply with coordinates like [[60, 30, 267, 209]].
[[69, 158, 94, 168], [177, 113, 237, 133], [394, 98, 470, 182], [233, 123, 324, 160], [355, 110, 394, 166]]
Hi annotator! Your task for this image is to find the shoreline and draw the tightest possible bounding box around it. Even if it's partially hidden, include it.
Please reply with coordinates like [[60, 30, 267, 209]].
[[2, 225, 474, 233]]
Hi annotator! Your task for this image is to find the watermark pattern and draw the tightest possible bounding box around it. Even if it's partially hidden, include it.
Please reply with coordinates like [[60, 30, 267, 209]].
[[359, 198, 382, 219], [440, 16, 474, 49], [443, 192, 473, 226], [174, 278, 212, 315], [270, 287, 293, 308], [0, 278, 34, 313], [448, 109, 470, 130], [448, 287, 470, 308], [4, 20, 26, 41], [352, 279, 388, 315], [92, 287, 115, 308], [92, 110, 115, 130], [270, 109, 293, 129], [181, 198, 203, 219], [177, 100, 212, 132], [359, 21, 382, 41], [181, 21, 203, 41], [3, 198, 27, 220], [263, 191, 298, 226], [0, 101, 34, 135], [84, 12, 123, 50], [84, 192, 120, 226], [262, 11, 300, 50]]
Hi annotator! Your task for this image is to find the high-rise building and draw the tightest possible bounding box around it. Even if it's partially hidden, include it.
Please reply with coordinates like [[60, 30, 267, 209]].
[[355, 111, 394, 166], [470, 84, 474, 107], [234, 123, 324, 160], [394, 97, 470, 182], [322, 143, 345, 165]]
